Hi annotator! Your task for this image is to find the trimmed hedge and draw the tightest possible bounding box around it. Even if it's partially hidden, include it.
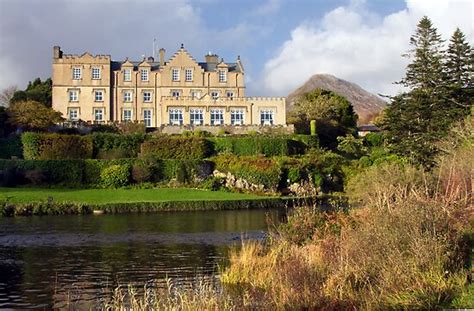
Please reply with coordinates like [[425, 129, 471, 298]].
[[210, 136, 306, 156], [22, 132, 93, 160], [92, 133, 146, 159], [140, 136, 213, 159], [0, 136, 22, 159], [0, 158, 214, 188], [213, 155, 282, 190]]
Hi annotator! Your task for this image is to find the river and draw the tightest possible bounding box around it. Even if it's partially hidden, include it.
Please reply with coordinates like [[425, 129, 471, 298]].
[[0, 208, 284, 309]]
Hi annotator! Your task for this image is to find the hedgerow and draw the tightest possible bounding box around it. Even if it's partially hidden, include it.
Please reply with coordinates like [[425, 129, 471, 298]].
[[21, 132, 93, 160], [140, 136, 213, 159]]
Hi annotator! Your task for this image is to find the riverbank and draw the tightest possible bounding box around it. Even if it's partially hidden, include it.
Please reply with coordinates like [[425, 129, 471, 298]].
[[0, 187, 324, 216]]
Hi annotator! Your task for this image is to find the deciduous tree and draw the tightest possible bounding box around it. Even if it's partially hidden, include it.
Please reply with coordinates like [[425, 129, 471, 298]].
[[8, 100, 63, 130]]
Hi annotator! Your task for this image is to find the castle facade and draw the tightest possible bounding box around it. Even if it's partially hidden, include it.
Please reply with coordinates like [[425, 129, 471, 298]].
[[52, 45, 286, 128]]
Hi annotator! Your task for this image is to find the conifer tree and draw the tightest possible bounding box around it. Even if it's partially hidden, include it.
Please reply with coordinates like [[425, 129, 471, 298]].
[[445, 28, 473, 88]]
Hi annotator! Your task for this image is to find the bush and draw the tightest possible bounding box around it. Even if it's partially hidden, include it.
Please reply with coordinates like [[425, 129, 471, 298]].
[[0, 136, 22, 159], [140, 136, 213, 160], [131, 162, 152, 183], [210, 137, 306, 156], [24, 169, 46, 185], [364, 132, 384, 147], [213, 155, 282, 190], [92, 133, 145, 158], [117, 122, 146, 135], [22, 132, 93, 160], [100, 164, 130, 188]]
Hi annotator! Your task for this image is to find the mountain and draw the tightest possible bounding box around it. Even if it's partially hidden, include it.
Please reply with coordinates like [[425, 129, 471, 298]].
[[286, 74, 387, 124]]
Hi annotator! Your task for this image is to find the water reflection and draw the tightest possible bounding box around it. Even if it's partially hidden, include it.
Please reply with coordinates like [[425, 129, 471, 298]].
[[0, 208, 283, 309]]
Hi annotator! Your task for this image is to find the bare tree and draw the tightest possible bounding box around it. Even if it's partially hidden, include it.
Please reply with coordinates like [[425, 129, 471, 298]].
[[0, 85, 17, 107]]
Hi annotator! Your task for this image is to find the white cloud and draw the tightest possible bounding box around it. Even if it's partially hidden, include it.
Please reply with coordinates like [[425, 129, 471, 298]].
[[262, 0, 474, 97]]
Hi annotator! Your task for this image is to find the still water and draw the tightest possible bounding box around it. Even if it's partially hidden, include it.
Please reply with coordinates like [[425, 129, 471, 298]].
[[0, 208, 284, 309]]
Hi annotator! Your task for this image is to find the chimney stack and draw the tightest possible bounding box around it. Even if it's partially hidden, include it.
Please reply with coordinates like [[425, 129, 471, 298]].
[[205, 53, 218, 65], [159, 48, 165, 66], [53, 46, 62, 59]]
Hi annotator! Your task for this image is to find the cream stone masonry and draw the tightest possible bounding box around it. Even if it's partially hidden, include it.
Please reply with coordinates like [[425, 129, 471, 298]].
[[52, 45, 286, 127]]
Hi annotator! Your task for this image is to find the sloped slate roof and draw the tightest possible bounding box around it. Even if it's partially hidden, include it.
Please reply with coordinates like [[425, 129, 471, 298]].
[[112, 60, 241, 72]]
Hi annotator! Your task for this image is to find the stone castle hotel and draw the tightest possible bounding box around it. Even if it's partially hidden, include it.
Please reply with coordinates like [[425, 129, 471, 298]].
[[52, 45, 286, 129]]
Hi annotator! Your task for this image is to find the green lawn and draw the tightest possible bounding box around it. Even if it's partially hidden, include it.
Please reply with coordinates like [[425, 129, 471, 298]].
[[0, 187, 263, 205]]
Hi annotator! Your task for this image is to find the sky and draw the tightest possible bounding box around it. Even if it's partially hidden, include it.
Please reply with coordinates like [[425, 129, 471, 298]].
[[0, 0, 472, 97]]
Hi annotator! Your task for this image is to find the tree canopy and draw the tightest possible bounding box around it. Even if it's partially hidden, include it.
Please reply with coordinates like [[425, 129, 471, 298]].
[[8, 100, 63, 130], [11, 78, 52, 107], [383, 16, 473, 167], [289, 88, 358, 149]]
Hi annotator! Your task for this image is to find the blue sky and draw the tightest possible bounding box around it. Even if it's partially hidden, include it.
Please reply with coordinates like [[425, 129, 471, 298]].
[[0, 0, 472, 97]]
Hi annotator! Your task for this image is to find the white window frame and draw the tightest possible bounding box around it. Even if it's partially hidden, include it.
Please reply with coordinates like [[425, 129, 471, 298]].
[[143, 109, 152, 127], [260, 109, 274, 126], [68, 90, 78, 102], [123, 109, 132, 122], [68, 108, 79, 121], [169, 108, 183, 125], [219, 70, 227, 83], [190, 90, 201, 99], [231, 109, 244, 125], [124, 91, 132, 102], [141, 69, 149, 81], [185, 68, 193, 82], [72, 67, 82, 80], [94, 108, 104, 122], [92, 67, 101, 80], [94, 90, 103, 102], [143, 91, 152, 102], [190, 108, 204, 125], [211, 91, 219, 100], [210, 109, 224, 126], [123, 69, 132, 82], [172, 68, 180, 82]]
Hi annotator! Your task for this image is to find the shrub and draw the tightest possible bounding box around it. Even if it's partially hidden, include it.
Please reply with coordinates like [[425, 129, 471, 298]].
[[117, 122, 146, 135], [22, 132, 93, 160], [364, 132, 384, 147], [213, 155, 282, 190], [140, 136, 213, 160], [100, 164, 130, 188], [24, 169, 46, 185], [0, 136, 22, 159], [92, 133, 145, 158], [131, 162, 152, 183], [287, 167, 302, 184], [210, 137, 306, 157], [201, 176, 225, 191]]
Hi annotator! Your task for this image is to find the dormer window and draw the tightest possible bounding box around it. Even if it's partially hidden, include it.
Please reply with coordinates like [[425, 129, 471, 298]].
[[72, 67, 82, 80], [141, 69, 149, 81], [172, 68, 180, 82], [219, 70, 227, 83], [185, 69, 193, 82], [92, 68, 101, 80], [124, 69, 131, 82]]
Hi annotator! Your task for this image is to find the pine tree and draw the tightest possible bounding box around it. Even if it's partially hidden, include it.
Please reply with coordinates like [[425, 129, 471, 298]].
[[445, 28, 473, 88], [384, 16, 450, 167]]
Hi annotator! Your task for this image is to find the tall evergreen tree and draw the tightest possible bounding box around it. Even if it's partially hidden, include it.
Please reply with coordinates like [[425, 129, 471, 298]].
[[444, 28, 473, 88], [384, 16, 449, 167]]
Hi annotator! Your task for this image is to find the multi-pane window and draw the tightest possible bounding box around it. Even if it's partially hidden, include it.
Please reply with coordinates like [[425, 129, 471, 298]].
[[219, 70, 227, 82], [124, 69, 132, 82], [141, 69, 149, 81], [171, 90, 181, 98], [94, 108, 104, 122], [68, 108, 79, 121], [124, 91, 132, 102], [211, 91, 219, 99], [190, 108, 204, 125], [210, 109, 224, 125], [143, 109, 152, 127], [260, 109, 274, 125], [172, 68, 180, 81], [231, 109, 244, 125], [185, 69, 193, 81], [226, 91, 234, 99], [123, 109, 132, 122], [190, 90, 201, 99], [72, 68, 82, 80], [94, 90, 103, 102], [92, 68, 101, 79], [143, 91, 152, 102], [169, 108, 183, 125], [68, 90, 78, 102]]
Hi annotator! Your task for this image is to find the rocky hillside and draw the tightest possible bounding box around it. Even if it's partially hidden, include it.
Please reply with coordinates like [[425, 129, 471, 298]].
[[287, 74, 387, 124]]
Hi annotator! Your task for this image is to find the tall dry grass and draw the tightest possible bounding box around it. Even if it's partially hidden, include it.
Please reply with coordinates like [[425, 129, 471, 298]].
[[221, 124, 473, 310]]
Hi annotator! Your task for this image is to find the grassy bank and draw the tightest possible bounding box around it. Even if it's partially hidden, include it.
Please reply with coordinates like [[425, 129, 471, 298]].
[[0, 187, 312, 216]]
